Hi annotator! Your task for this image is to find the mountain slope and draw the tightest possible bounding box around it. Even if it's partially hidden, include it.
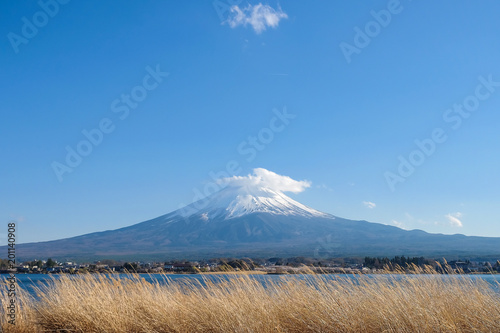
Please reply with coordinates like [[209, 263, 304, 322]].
[[11, 185, 500, 260]]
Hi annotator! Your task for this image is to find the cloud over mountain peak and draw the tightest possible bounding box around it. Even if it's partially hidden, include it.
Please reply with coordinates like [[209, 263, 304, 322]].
[[217, 168, 311, 194]]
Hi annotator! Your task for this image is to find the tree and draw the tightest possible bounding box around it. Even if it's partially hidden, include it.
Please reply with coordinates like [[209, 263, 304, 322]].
[[0, 259, 9, 269], [46, 258, 57, 268], [123, 262, 138, 272], [494, 260, 500, 272]]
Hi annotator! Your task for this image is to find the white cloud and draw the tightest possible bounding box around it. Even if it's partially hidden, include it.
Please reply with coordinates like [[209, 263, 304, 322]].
[[316, 183, 333, 191], [403, 212, 430, 226], [363, 201, 376, 209], [226, 3, 288, 34], [445, 212, 463, 227], [400, 212, 464, 229], [218, 168, 311, 193], [391, 220, 406, 229]]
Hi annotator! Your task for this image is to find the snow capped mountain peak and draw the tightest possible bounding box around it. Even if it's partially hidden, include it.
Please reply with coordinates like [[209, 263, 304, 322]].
[[176, 184, 331, 220]]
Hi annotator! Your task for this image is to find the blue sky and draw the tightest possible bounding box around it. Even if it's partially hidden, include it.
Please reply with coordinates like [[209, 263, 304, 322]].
[[2, 0, 500, 244]]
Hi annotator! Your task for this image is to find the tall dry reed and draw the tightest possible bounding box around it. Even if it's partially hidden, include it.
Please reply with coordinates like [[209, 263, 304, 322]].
[[1, 270, 499, 332]]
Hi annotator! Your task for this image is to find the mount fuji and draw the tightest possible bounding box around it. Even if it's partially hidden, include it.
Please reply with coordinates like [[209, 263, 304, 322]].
[[11, 169, 500, 260], [177, 185, 331, 220]]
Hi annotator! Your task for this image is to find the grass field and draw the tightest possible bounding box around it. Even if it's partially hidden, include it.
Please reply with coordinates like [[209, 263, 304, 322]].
[[1, 268, 499, 332]]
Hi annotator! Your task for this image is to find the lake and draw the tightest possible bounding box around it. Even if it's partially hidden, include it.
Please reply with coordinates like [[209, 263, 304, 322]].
[[3, 273, 500, 297]]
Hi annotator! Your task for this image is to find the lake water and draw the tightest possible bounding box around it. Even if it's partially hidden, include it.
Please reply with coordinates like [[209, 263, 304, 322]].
[[2, 273, 500, 297]]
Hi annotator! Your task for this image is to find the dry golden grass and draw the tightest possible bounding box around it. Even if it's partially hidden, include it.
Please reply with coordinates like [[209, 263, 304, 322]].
[[1, 269, 499, 332]]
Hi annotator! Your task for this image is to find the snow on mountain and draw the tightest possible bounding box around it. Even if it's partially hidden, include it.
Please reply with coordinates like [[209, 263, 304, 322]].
[[176, 185, 332, 220]]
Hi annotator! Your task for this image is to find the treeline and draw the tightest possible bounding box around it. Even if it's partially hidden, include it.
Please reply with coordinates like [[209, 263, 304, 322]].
[[363, 256, 500, 273], [363, 256, 434, 270], [0, 258, 58, 270], [7, 256, 500, 275], [266, 256, 363, 267]]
